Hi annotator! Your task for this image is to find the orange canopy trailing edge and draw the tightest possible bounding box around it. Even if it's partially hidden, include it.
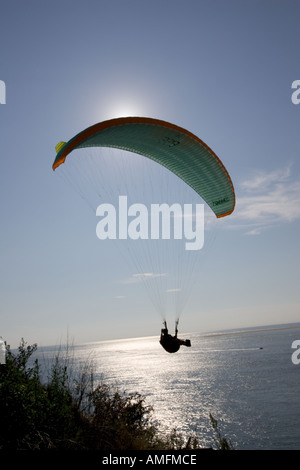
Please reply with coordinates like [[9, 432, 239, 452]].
[[53, 116, 235, 218]]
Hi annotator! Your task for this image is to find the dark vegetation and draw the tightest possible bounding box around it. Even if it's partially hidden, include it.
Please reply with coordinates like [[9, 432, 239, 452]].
[[0, 339, 232, 450]]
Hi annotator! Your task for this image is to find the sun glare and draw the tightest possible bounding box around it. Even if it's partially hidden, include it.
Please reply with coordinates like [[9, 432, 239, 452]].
[[95, 94, 152, 121], [109, 102, 145, 119]]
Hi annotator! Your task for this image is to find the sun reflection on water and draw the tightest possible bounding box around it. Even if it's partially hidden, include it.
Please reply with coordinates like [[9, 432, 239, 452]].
[[74, 334, 217, 446], [37, 327, 300, 449]]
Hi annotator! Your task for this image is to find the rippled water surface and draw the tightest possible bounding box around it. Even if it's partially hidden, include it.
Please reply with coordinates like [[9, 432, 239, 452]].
[[38, 325, 300, 449]]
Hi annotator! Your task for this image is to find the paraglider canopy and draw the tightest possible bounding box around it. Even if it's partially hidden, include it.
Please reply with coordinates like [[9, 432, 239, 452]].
[[53, 117, 235, 218], [53, 117, 236, 352]]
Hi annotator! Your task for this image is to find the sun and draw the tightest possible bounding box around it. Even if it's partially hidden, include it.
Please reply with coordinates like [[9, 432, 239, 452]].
[[95, 92, 151, 121], [109, 101, 145, 119]]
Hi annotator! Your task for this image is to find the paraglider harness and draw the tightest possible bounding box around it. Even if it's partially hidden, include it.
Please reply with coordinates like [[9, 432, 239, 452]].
[[160, 320, 191, 353]]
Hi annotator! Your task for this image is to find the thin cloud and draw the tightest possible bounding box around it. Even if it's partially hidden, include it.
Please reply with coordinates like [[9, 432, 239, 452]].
[[232, 166, 300, 234], [121, 272, 168, 284], [240, 166, 292, 192]]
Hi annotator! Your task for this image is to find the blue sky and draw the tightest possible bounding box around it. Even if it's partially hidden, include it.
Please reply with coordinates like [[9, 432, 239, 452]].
[[1, 0, 299, 348]]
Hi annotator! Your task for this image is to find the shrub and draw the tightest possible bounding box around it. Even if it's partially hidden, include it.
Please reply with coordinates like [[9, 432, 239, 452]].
[[0, 339, 232, 450]]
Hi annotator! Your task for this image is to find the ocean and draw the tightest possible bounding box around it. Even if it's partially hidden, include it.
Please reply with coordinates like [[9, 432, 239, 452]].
[[36, 324, 300, 450]]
